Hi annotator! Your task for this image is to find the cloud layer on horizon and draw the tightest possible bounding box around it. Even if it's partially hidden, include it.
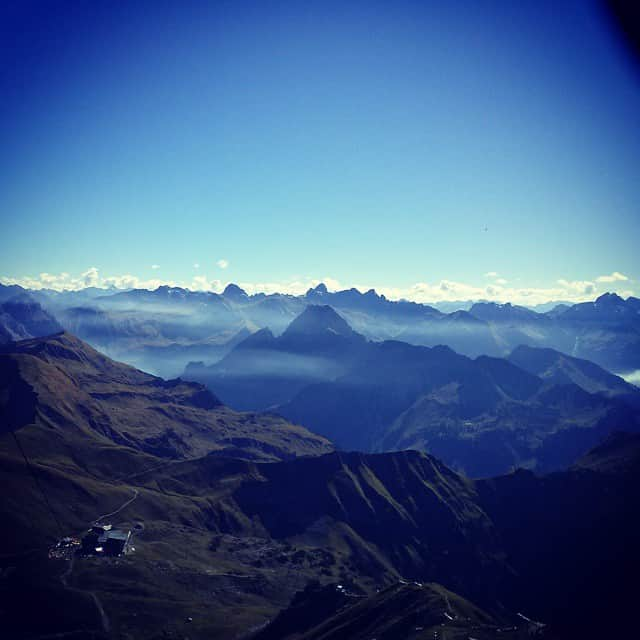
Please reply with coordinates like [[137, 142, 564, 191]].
[[0, 268, 634, 306]]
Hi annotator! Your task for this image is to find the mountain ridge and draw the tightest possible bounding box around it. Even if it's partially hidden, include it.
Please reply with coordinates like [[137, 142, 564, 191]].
[[186, 308, 640, 476]]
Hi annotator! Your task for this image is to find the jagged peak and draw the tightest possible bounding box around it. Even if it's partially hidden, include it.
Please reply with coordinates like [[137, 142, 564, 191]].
[[283, 305, 355, 339], [305, 283, 328, 297], [223, 283, 248, 298], [235, 327, 276, 350], [595, 292, 624, 305], [154, 285, 187, 294]]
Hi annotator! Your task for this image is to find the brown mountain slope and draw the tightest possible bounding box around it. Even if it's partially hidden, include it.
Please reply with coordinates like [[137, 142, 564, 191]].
[[0, 331, 332, 468]]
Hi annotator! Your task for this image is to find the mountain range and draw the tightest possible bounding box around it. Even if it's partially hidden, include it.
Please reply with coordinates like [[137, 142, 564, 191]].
[[1, 330, 638, 638], [2, 281, 638, 477], [3, 282, 640, 379], [185, 305, 640, 477]]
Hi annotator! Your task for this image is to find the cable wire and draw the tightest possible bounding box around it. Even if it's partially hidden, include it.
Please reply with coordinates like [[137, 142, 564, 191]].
[[11, 430, 64, 538]]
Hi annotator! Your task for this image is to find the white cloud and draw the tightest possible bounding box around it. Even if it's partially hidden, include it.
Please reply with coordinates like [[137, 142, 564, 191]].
[[596, 271, 628, 283], [556, 279, 596, 295], [82, 267, 99, 287], [495, 278, 508, 285], [190, 275, 223, 292], [217, 259, 229, 269], [193, 263, 200, 269], [151, 264, 160, 270], [484, 271, 499, 278], [235, 276, 343, 297], [0, 269, 180, 293]]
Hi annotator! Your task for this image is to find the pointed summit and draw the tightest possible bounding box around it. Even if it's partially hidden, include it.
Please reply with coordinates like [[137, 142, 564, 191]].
[[223, 283, 249, 302], [235, 327, 276, 350], [282, 305, 355, 339], [595, 292, 624, 306], [305, 283, 328, 298]]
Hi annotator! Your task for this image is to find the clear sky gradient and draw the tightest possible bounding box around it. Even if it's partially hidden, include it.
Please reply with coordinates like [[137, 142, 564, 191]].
[[1, 0, 639, 303]]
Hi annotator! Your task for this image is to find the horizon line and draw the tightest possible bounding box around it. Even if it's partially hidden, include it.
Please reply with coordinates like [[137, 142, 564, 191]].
[[1, 275, 635, 309]]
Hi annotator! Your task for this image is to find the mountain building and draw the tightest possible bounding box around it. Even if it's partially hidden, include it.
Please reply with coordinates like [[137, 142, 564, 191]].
[[81, 524, 131, 557]]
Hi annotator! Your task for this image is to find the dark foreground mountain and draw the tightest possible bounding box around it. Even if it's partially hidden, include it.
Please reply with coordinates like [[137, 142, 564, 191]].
[[2, 389, 638, 640], [255, 581, 539, 640], [254, 432, 640, 640], [475, 431, 640, 639], [187, 307, 640, 476]]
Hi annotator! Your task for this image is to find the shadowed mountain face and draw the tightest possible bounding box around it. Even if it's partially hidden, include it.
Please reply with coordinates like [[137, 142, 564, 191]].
[[0, 290, 62, 343], [231, 450, 504, 595], [139, 448, 510, 614], [475, 432, 640, 640], [553, 293, 640, 372], [508, 344, 638, 398], [186, 308, 640, 477], [283, 303, 357, 339], [254, 581, 533, 640], [184, 305, 369, 411], [251, 433, 640, 640], [4, 424, 638, 639]]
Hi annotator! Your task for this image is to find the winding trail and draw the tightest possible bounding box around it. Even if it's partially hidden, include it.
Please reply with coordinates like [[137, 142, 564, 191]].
[[58, 555, 110, 635], [444, 593, 453, 613], [90, 591, 110, 634], [59, 555, 74, 588], [94, 488, 139, 524]]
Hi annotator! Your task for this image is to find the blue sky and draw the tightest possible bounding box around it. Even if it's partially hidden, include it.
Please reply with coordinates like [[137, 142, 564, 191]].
[[1, 0, 639, 303]]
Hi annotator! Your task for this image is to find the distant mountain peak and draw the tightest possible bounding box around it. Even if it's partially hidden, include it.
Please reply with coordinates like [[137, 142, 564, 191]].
[[235, 327, 276, 350], [305, 283, 328, 297], [153, 285, 188, 297], [283, 305, 355, 339], [470, 300, 539, 323], [508, 343, 636, 397], [595, 292, 624, 306], [0, 293, 63, 342], [223, 283, 248, 300]]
